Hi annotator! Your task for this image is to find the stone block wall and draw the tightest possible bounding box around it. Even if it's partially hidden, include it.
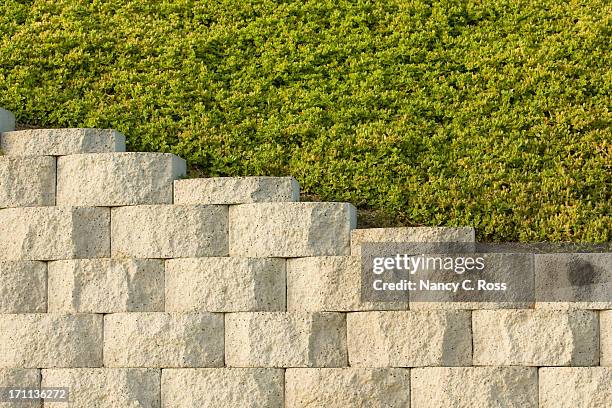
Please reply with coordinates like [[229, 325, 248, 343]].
[[0, 109, 610, 407]]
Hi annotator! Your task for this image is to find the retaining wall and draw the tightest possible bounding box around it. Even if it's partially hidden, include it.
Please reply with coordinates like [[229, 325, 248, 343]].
[[0, 107, 610, 407]]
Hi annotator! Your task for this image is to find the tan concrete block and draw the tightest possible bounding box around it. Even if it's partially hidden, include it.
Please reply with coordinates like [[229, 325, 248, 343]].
[[111, 205, 228, 258], [287, 256, 407, 311], [347, 311, 472, 367], [229, 202, 356, 257], [0, 261, 46, 313], [0, 207, 110, 261], [0, 108, 15, 133], [601, 311, 612, 366], [225, 312, 347, 368], [165, 257, 285, 312], [350, 226, 475, 256], [285, 368, 410, 407], [0, 156, 55, 208], [0, 314, 103, 368], [0, 129, 125, 156], [162, 368, 283, 407], [539, 367, 612, 408], [174, 177, 300, 205], [42, 368, 160, 408], [0, 368, 40, 408], [57, 153, 185, 206], [473, 310, 599, 366], [104, 313, 224, 368], [411, 367, 538, 408], [48, 259, 164, 313]]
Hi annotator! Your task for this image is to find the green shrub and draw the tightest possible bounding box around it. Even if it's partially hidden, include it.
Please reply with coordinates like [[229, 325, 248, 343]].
[[0, 0, 609, 241]]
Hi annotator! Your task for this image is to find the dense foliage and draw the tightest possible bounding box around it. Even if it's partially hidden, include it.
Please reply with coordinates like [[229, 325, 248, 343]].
[[0, 0, 610, 241]]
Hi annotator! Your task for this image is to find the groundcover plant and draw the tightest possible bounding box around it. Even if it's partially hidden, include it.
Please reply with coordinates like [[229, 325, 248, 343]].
[[0, 0, 609, 241]]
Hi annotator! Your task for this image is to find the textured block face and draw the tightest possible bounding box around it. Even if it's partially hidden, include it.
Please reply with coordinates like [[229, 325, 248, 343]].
[[162, 368, 284, 407], [42, 368, 160, 408], [0, 207, 110, 261], [0, 368, 40, 386], [411, 367, 538, 408], [536, 253, 612, 309], [104, 313, 224, 368], [0, 261, 46, 313], [602, 311, 612, 366], [0, 368, 40, 408], [225, 312, 347, 368], [0, 108, 15, 132], [350, 226, 475, 255], [473, 310, 599, 366], [287, 256, 407, 311], [346, 311, 472, 367], [539, 367, 612, 408], [0, 156, 55, 208], [165, 257, 285, 312], [174, 177, 300, 205], [0, 314, 103, 368], [285, 368, 410, 407], [48, 259, 164, 313], [57, 153, 186, 206], [0, 129, 125, 156], [229, 202, 356, 257], [111, 205, 228, 258]]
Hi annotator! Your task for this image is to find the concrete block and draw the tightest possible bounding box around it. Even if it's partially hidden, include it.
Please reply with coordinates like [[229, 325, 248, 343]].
[[350, 226, 475, 256], [0, 207, 110, 261], [225, 312, 347, 368], [0, 314, 103, 368], [287, 256, 407, 311], [42, 368, 160, 408], [162, 368, 283, 407], [0, 261, 46, 313], [539, 367, 612, 408], [0, 108, 15, 133], [104, 313, 224, 368], [229, 202, 356, 257], [48, 259, 164, 313], [473, 310, 599, 366], [165, 257, 285, 312], [0, 129, 125, 156], [57, 153, 186, 206], [0, 368, 40, 408], [111, 205, 228, 258], [0, 156, 55, 208], [536, 253, 612, 310], [285, 368, 410, 407], [411, 367, 538, 408], [346, 311, 472, 367], [174, 177, 300, 205]]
